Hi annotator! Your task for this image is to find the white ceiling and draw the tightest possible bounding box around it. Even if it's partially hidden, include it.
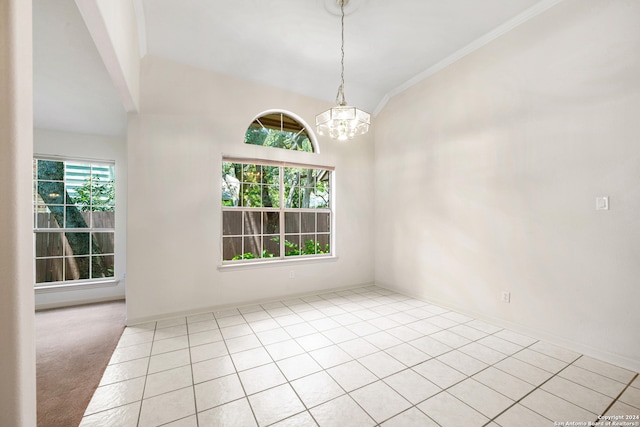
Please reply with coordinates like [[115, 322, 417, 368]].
[[33, 0, 556, 137]]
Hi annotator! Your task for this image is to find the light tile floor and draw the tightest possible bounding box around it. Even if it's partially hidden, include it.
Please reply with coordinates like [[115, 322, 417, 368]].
[[81, 286, 640, 427]]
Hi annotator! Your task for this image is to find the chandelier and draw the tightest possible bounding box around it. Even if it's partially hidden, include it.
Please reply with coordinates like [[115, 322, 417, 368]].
[[316, 0, 370, 141]]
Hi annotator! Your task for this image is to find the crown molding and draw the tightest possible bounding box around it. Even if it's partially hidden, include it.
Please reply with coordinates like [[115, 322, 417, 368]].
[[373, 0, 564, 117]]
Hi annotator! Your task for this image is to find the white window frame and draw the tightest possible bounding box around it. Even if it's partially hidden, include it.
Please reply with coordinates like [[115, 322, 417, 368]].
[[33, 156, 116, 287], [221, 157, 334, 266]]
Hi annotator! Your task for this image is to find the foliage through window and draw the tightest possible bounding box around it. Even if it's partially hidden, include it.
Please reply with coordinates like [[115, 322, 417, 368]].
[[33, 158, 115, 285], [245, 112, 315, 152], [222, 160, 331, 262]]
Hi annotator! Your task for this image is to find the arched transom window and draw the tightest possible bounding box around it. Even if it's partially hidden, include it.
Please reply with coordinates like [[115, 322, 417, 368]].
[[245, 112, 315, 153]]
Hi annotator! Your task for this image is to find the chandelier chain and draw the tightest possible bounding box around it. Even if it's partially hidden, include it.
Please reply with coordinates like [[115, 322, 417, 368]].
[[336, 0, 347, 106], [315, 0, 370, 140]]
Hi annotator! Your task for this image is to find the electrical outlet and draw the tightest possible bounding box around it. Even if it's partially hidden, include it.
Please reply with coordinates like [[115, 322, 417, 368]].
[[289, 270, 295, 279], [501, 291, 510, 303], [596, 196, 609, 210]]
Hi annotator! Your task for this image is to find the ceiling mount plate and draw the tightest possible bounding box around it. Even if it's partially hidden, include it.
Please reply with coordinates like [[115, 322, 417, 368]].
[[322, 0, 365, 16]]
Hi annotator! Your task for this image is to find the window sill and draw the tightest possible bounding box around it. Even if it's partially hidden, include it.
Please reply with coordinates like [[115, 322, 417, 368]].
[[34, 279, 121, 294], [218, 255, 338, 272]]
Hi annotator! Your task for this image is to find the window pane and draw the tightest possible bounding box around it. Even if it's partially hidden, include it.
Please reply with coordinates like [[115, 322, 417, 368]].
[[223, 237, 243, 261], [304, 169, 314, 185], [37, 160, 64, 180], [316, 170, 330, 208], [241, 184, 262, 207], [242, 164, 260, 183], [263, 212, 279, 234], [284, 234, 300, 256], [37, 181, 65, 204], [92, 255, 115, 278], [245, 113, 314, 153], [92, 232, 114, 254], [263, 236, 280, 258], [223, 211, 242, 235], [314, 168, 330, 184], [92, 211, 115, 228], [243, 236, 261, 259], [245, 126, 269, 147], [35, 233, 63, 257], [284, 235, 300, 256], [283, 168, 301, 186], [284, 185, 300, 208], [65, 206, 90, 228], [285, 212, 299, 233], [317, 234, 330, 254], [266, 185, 280, 208], [66, 164, 92, 205], [223, 162, 239, 179], [244, 211, 262, 235], [261, 166, 279, 185], [260, 185, 278, 208], [317, 213, 330, 233], [300, 169, 315, 187], [301, 213, 315, 234], [36, 205, 62, 228], [301, 234, 316, 255], [65, 232, 90, 255], [300, 138, 313, 153], [65, 256, 90, 281], [35, 258, 63, 283], [300, 187, 314, 208], [91, 175, 115, 208], [311, 186, 330, 208], [222, 163, 240, 207]]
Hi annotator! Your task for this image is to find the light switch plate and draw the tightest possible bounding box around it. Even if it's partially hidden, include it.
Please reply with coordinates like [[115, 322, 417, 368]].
[[501, 292, 510, 303], [596, 196, 609, 210]]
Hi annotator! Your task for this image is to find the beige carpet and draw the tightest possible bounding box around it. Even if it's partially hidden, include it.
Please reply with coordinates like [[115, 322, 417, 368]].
[[36, 300, 126, 427]]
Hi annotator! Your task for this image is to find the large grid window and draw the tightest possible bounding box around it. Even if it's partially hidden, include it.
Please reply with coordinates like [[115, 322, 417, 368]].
[[222, 159, 332, 262], [33, 158, 115, 285]]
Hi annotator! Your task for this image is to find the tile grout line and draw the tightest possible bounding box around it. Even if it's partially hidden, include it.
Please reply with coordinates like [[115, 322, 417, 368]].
[[185, 317, 200, 427], [396, 337, 543, 426], [484, 354, 586, 427], [591, 372, 640, 425], [136, 322, 157, 427], [365, 298, 502, 426], [262, 290, 409, 426], [198, 291, 530, 425], [258, 296, 380, 427], [256, 298, 488, 425], [220, 311, 262, 427], [90, 286, 638, 426], [358, 315, 592, 426], [406, 315, 636, 425]]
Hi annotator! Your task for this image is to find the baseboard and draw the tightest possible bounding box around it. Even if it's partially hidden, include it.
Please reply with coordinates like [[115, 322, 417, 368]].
[[126, 282, 376, 327], [374, 283, 640, 373], [35, 296, 125, 311]]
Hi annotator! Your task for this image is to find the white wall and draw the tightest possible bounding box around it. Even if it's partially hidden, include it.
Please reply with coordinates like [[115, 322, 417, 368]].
[[34, 128, 127, 309], [76, 0, 141, 112], [126, 55, 374, 323], [374, 0, 640, 371], [0, 0, 37, 424]]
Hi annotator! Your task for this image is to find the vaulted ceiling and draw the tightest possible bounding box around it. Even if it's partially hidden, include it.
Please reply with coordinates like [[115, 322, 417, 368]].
[[33, 0, 558, 137]]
